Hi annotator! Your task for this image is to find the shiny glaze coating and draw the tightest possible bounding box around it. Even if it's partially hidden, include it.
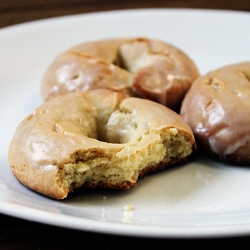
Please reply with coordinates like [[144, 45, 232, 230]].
[[41, 37, 199, 111], [180, 62, 250, 164], [9, 89, 196, 199]]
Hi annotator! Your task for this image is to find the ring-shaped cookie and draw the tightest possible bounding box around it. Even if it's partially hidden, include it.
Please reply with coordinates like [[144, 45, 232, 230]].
[[41, 37, 199, 111], [9, 89, 197, 199]]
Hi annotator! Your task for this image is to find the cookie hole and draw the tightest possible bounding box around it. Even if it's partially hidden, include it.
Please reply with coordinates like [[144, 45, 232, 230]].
[[97, 109, 140, 144], [114, 39, 168, 74], [112, 52, 127, 70]]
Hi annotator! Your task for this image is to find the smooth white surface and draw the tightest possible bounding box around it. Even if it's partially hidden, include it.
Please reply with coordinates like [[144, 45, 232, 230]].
[[1, 9, 250, 238]]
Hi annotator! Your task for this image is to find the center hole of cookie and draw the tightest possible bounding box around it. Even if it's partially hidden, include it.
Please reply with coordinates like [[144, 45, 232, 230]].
[[97, 110, 139, 144]]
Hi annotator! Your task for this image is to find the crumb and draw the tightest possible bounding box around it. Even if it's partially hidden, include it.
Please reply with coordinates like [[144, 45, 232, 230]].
[[123, 204, 133, 211], [103, 196, 107, 200]]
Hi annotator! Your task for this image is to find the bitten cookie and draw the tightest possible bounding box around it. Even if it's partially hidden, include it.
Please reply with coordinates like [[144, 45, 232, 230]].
[[9, 89, 197, 199], [180, 62, 250, 164], [40, 37, 199, 111]]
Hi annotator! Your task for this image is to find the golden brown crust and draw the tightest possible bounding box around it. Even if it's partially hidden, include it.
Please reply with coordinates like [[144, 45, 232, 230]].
[[40, 37, 199, 111], [180, 61, 250, 165], [9, 89, 197, 199]]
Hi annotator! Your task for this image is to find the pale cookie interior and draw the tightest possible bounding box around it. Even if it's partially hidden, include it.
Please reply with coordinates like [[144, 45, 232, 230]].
[[57, 93, 194, 196]]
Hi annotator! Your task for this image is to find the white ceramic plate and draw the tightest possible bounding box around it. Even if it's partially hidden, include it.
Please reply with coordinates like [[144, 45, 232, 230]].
[[1, 9, 250, 238]]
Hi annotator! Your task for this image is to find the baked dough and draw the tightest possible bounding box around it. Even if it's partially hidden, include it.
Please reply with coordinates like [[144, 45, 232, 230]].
[[9, 89, 197, 199], [180, 62, 250, 164], [40, 37, 199, 111]]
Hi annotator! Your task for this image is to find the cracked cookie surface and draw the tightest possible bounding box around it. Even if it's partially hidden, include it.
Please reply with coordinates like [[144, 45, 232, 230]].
[[40, 37, 199, 111], [180, 62, 250, 164], [9, 89, 197, 199]]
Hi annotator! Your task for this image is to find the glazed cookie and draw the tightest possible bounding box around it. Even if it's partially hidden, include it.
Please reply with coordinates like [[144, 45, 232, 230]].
[[40, 37, 199, 111], [180, 62, 250, 164], [9, 89, 197, 199]]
